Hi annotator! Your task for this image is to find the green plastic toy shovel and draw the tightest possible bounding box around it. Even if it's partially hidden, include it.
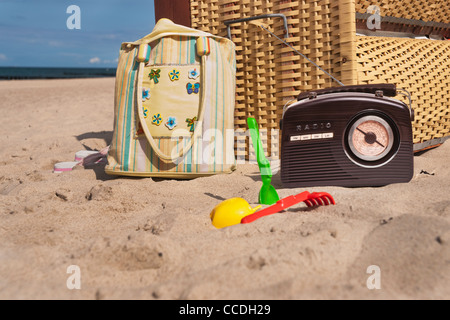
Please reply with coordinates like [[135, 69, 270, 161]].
[[247, 118, 280, 205]]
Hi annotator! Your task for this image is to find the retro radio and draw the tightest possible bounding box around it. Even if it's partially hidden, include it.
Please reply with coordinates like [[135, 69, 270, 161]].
[[222, 14, 415, 188], [280, 84, 415, 188]]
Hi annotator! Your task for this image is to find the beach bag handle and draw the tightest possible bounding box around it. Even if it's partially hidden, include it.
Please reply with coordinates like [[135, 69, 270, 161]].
[[136, 48, 208, 163]]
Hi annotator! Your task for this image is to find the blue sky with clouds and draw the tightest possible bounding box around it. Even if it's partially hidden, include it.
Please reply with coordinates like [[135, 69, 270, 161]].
[[0, 0, 156, 67]]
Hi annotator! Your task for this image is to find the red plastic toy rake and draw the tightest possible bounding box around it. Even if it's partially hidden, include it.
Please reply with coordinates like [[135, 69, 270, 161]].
[[241, 191, 336, 224]]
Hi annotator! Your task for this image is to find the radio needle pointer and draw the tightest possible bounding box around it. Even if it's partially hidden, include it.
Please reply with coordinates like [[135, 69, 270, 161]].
[[356, 128, 386, 148]]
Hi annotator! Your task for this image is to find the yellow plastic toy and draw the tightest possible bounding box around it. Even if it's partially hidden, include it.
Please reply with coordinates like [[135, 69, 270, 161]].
[[210, 198, 262, 229]]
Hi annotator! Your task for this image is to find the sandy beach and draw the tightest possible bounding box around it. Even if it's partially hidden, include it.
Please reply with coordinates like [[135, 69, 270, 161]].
[[0, 78, 449, 300]]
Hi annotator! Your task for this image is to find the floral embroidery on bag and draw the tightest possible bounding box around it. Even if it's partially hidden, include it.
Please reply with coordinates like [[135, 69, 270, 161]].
[[188, 68, 200, 80], [186, 83, 200, 95], [149, 69, 161, 84], [142, 88, 150, 101], [143, 107, 149, 119], [169, 69, 180, 81], [165, 117, 177, 130], [152, 113, 163, 126], [186, 117, 198, 133]]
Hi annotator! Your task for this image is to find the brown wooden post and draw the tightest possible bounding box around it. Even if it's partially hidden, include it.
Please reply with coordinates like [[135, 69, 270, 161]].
[[154, 0, 191, 27]]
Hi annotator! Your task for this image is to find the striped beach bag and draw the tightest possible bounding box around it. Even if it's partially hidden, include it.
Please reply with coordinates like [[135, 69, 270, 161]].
[[106, 19, 237, 178]]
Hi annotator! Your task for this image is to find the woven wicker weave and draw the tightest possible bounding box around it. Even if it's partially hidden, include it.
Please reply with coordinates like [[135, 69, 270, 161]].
[[190, 0, 450, 156], [357, 36, 450, 144]]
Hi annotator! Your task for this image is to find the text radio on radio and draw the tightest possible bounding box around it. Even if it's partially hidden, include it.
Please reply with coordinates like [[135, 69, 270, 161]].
[[296, 122, 332, 132]]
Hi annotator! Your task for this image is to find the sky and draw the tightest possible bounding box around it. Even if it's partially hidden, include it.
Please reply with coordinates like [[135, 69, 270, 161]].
[[0, 0, 156, 68]]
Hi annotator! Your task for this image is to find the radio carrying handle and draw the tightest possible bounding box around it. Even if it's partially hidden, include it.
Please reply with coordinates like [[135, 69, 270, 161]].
[[297, 84, 414, 121], [297, 84, 397, 101]]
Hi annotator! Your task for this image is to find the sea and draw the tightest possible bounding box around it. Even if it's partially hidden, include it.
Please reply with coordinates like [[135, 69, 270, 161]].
[[0, 67, 116, 80]]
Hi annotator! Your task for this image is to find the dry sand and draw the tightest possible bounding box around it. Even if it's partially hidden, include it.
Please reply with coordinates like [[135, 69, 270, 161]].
[[0, 78, 449, 300]]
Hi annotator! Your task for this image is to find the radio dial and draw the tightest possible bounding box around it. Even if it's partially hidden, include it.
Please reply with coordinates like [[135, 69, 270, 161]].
[[347, 115, 396, 164]]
